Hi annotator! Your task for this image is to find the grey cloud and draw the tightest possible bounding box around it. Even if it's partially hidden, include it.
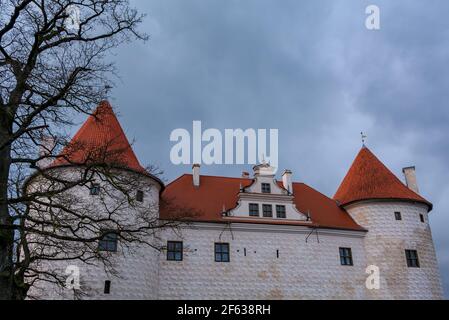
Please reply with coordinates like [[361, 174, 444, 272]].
[[104, 0, 449, 297]]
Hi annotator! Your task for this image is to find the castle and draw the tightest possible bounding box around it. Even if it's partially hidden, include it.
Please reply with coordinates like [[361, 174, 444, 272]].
[[30, 101, 443, 300]]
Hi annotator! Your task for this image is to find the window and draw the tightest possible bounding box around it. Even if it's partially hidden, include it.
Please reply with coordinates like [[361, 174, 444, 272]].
[[215, 243, 230, 262], [262, 204, 273, 218], [104, 280, 111, 294], [420, 214, 425, 223], [339, 247, 353, 266], [90, 183, 100, 196], [249, 203, 259, 217], [98, 232, 118, 252], [136, 190, 144, 202], [167, 241, 183, 261], [395, 212, 402, 221], [261, 183, 271, 194], [276, 205, 286, 218], [405, 250, 420, 268]]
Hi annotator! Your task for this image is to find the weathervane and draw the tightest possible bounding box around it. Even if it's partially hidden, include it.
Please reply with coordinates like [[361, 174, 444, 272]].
[[361, 132, 367, 146]]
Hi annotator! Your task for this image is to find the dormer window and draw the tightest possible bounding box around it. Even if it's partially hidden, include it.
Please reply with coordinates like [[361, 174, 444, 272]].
[[249, 203, 259, 217], [276, 205, 286, 218], [261, 183, 271, 194], [262, 204, 273, 218]]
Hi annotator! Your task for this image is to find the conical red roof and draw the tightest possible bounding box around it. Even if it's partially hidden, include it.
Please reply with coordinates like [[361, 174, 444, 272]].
[[334, 146, 432, 210], [51, 101, 146, 173]]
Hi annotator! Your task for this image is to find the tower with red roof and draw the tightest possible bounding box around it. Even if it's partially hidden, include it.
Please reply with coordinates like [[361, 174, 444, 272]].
[[334, 146, 443, 299], [27, 101, 164, 299]]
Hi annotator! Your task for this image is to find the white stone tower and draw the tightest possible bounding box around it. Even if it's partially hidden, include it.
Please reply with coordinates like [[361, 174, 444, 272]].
[[334, 146, 443, 299], [27, 101, 163, 299]]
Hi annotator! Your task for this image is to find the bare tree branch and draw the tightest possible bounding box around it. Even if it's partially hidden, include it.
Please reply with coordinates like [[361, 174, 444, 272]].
[[0, 0, 191, 300]]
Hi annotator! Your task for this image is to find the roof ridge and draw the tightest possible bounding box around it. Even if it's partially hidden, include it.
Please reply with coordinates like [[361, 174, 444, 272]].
[[181, 173, 252, 180]]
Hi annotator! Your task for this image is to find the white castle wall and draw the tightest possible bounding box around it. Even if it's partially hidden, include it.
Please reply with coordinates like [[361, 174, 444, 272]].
[[26, 168, 162, 300], [158, 223, 367, 300], [345, 201, 443, 299], [26, 170, 444, 300], [78, 243, 161, 300]]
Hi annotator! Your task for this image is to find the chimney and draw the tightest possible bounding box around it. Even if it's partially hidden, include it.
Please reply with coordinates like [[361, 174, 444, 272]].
[[37, 135, 56, 169], [282, 169, 293, 194], [241, 171, 250, 178], [402, 166, 419, 194], [192, 164, 200, 187]]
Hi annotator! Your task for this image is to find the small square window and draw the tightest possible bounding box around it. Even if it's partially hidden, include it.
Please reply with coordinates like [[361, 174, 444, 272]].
[[215, 243, 230, 262], [167, 241, 183, 261], [104, 280, 111, 294], [98, 232, 118, 252], [249, 203, 259, 217], [395, 212, 402, 221], [136, 190, 144, 202], [261, 183, 271, 194], [262, 204, 273, 218], [420, 214, 425, 223], [405, 249, 420, 268], [90, 183, 100, 196], [276, 205, 286, 219], [339, 247, 353, 266]]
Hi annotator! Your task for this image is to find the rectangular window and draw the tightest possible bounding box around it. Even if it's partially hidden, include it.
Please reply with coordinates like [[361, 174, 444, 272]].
[[249, 203, 259, 217], [420, 214, 425, 223], [276, 205, 286, 218], [395, 212, 402, 221], [405, 250, 420, 268], [98, 232, 118, 252], [90, 183, 100, 196], [136, 190, 144, 202], [261, 183, 271, 194], [339, 247, 353, 266], [104, 280, 111, 294], [215, 243, 230, 262], [262, 204, 273, 218], [167, 241, 183, 261]]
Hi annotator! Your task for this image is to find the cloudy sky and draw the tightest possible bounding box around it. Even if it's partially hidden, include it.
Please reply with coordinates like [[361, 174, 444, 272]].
[[94, 0, 449, 296]]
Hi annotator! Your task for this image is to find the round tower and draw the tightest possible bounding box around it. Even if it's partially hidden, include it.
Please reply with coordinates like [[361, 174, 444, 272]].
[[334, 146, 443, 299], [26, 101, 164, 299]]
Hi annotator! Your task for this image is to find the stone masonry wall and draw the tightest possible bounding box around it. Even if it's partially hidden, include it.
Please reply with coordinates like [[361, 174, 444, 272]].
[[345, 201, 443, 299], [158, 224, 367, 300]]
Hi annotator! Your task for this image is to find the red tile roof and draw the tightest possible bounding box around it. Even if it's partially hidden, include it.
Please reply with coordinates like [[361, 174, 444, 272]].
[[51, 101, 147, 174], [334, 146, 432, 210], [160, 174, 365, 231]]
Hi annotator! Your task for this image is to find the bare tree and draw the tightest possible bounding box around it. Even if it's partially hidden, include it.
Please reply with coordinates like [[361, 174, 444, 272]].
[[0, 0, 190, 300]]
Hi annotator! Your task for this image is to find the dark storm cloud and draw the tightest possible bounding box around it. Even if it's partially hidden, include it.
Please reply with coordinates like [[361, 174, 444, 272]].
[[106, 0, 449, 297]]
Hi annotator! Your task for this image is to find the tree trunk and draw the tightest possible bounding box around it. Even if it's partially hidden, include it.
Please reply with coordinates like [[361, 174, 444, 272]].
[[0, 111, 14, 300]]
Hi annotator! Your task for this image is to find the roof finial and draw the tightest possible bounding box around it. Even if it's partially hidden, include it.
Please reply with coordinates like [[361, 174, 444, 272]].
[[360, 132, 367, 147]]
